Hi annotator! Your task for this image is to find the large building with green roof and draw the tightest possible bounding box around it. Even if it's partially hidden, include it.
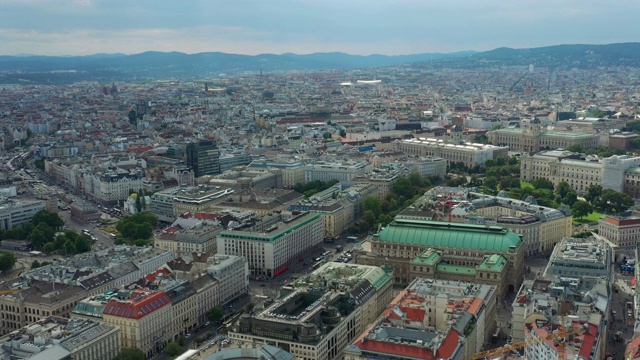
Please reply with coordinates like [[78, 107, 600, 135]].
[[355, 218, 524, 298]]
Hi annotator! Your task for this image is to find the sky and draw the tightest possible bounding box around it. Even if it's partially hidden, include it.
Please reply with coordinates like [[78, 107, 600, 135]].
[[0, 0, 638, 56]]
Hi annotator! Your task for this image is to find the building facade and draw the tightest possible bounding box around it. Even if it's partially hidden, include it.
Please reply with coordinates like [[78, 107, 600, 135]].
[[186, 140, 221, 177], [0, 199, 45, 230], [598, 214, 640, 249], [217, 212, 324, 278], [393, 138, 509, 167], [355, 219, 524, 297]]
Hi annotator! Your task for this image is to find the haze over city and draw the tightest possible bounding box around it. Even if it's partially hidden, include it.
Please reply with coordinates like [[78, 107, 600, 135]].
[[1, 0, 639, 56]]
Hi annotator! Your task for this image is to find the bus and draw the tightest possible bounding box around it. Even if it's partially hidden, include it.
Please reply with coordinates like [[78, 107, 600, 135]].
[[313, 261, 322, 269]]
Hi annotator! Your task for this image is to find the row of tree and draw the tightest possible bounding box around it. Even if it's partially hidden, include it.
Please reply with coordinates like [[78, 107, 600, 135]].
[[0, 210, 92, 256]]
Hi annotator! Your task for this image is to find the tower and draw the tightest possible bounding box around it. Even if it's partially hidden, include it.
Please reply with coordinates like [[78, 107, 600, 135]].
[[519, 118, 542, 153], [186, 140, 221, 177]]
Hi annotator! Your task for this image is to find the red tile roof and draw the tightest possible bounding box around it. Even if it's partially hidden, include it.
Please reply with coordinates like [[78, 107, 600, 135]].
[[104, 290, 171, 320], [626, 335, 640, 359]]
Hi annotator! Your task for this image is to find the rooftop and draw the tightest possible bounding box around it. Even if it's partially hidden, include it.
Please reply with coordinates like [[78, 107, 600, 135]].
[[374, 218, 522, 252], [218, 211, 321, 242], [0, 317, 118, 360]]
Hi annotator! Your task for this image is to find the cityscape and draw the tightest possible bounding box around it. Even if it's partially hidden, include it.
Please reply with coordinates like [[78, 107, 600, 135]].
[[2, 2, 640, 360]]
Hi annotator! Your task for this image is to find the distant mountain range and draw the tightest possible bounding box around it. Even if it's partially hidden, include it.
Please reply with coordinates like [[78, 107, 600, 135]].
[[1, 42, 640, 84]]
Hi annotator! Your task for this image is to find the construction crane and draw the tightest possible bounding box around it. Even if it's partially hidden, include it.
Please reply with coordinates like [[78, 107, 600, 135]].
[[473, 316, 575, 360], [0, 289, 20, 296]]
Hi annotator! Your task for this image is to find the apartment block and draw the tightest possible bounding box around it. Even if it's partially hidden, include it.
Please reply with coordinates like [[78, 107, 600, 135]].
[[0, 199, 45, 230], [345, 278, 497, 360], [229, 262, 393, 360], [598, 213, 640, 249], [217, 211, 324, 278], [0, 317, 121, 360]]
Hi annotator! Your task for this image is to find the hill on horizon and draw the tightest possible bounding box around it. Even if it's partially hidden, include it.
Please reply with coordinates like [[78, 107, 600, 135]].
[[1, 42, 640, 84]]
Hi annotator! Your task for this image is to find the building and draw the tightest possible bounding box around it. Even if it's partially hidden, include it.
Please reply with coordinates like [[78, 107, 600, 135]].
[[289, 183, 378, 238], [217, 211, 324, 278], [154, 216, 220, 257], [219, 154, 252, 172], [150, 186, 234, 217], [344, 278, 497, 360], [524, 316, 604, 360], [0, 199, 45, 229], [229, 262, 394, 360], [186, 140, 221, 177], [468, 192, 573, 255], [101, 290, 173, 359], [521, 150, 640, 194], [393, 138, 509, 167], [0, 246, 173, 335], [598, 213, 640, 250], [248, 159, 306, 189], [355, 219, 524, 297], [0, 317, 120, 360], [203, 169, 281, 189], [487, 118, 600, 152], [200, 344, 295, 360], [205, 254, 249, 307], [69, 201, 100, 224], [544, 236, 614, 288], [304, 162, 369, 183], [609, 132, 639, 151]]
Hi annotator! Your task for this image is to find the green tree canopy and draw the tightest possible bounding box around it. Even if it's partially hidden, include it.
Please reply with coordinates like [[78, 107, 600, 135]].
[[584, 184, 603, 204], [362, 196, 383, 219], [565, 144, 583, 153], [113, 348, 145, 360], [339, 129, 347, 137], [532, 178, 554, 191], [593, 189, 634, 214], [31, 210, 64, 229], [392, 178, 414, 199], [163, 342, 183, 357], [208, 306, 225, 324], [555, 181, 572, 199], [0, 251, 16, 272], [571, 201, 593, 220]]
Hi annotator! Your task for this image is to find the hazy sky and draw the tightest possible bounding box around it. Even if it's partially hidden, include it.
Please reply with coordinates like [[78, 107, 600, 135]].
[[1, 0, 637, 56]]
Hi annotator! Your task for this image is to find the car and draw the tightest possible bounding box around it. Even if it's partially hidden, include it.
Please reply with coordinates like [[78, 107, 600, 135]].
[[186, 333, 192, 338], [205, 321, 210, 326], [260, 283, 266, 287]]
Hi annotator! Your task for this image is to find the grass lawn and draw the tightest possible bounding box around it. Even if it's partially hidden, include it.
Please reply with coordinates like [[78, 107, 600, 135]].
[[520, 181, 534, 189], [573, 211, 603, 225]]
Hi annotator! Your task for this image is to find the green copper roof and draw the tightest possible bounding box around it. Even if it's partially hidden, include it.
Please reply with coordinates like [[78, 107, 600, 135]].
[[376, 219, 522, 252], [436, 264, 476, 275], [411, 248, 442, 265], [477, 254, 508, 272]]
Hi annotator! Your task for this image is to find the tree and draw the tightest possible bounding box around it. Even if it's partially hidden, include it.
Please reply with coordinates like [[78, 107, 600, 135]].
[[339, 129, 347, 137], [555, 181, 572, 199], [563, 191, 578, 206], [163, 342, 183, 357], [323, 131, 332, 139], [31, 210, 64, 230], [408, 172, 424, 188], [0, 251, 16, 271], [208, 306, 225, 324], [584, 184, 603, 204], [566, 144, 583, 153], [571, 201, 593, 220], [113, 348, 145, 360], [128, 110, 137, 125], [392, 178, 413, 199], [31, 260, 41, 269], [593, 189, 634, 214], [532, 178, 554, 191], [483, 176, 498, 190], [362, 196, 383, 219]]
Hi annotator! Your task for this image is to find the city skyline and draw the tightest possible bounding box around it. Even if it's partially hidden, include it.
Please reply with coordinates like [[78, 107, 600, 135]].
[[1, 0, 638, 57]]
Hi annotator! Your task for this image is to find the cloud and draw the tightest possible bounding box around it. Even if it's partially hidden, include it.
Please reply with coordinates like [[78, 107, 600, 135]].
[[0, 0, 638, 55]]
